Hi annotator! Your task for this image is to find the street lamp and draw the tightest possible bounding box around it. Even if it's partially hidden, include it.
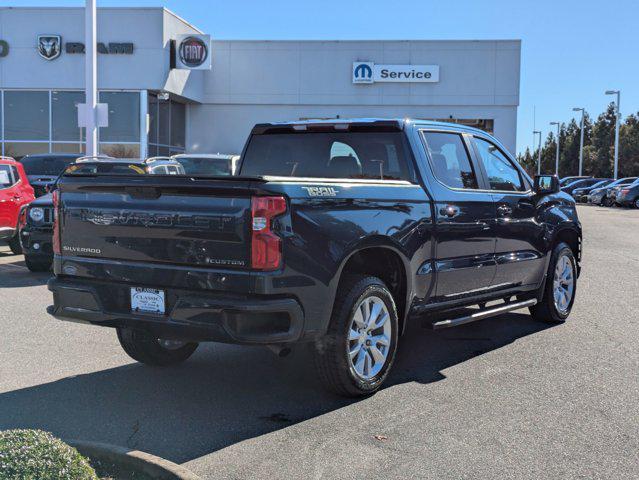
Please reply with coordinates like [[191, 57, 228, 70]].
[[533, 130, 542, 175], [550, 122, 561, 176], [572, 108, 586, 176], [605, 90, 621, 179]]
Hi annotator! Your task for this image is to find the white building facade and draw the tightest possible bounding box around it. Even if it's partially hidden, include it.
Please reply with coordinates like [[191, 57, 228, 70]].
[[0, 7, 521, 159]]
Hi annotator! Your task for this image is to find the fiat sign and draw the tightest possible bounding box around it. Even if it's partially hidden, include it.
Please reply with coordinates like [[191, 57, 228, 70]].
[[176, 34, 211, 70]]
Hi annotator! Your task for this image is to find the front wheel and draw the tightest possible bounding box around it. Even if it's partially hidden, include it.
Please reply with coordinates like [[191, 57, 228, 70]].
[[634, 198, 639, 209], [313, 275, 399, 397], [602, 196, 612, 207], [116, 328, 198, 366], [530, 242, 577, 323], [8, 235, 22, 255]]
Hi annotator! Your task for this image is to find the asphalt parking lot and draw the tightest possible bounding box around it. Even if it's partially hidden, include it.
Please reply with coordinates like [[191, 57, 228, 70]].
[[0, 204, 637, 479]]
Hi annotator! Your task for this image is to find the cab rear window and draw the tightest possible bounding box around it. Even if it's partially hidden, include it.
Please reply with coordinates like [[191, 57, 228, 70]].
[[240, 132, 415, 181]]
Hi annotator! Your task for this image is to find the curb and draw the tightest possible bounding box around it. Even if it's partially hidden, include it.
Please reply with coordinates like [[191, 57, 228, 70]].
[[67, 440, 200, 480]]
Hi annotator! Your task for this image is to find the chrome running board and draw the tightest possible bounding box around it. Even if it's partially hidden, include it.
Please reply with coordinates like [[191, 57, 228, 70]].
[[431, 299, 537, 330]]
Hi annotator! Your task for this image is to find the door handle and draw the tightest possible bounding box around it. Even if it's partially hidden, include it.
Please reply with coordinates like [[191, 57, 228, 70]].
[[439, 205, 460, 218], [497, 204, 512, 216]]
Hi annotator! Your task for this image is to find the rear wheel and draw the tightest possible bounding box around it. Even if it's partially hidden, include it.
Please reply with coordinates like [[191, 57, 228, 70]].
[[7, 235, 22, 255], [313, 275, 398, 397], [530, 242, 577, 323], [634, 198, 639, 209], [25, 255, 52, 272], [116, 327, 198, 366], [602, 196, 612, 207]]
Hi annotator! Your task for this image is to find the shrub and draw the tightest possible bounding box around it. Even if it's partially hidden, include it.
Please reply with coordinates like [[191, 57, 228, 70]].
[[0, 429, 98, 480]]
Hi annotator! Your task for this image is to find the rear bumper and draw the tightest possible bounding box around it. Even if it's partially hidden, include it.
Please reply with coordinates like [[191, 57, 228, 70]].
[[0, 227, 16, 240], [47, 277, 305, 344]]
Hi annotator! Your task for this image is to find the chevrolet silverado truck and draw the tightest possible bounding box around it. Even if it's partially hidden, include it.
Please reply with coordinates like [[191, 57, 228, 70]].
[[48, 119, 582, 396]]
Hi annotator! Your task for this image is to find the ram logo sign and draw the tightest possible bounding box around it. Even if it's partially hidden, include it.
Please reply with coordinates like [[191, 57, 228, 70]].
[[353, 62, 440, 84]]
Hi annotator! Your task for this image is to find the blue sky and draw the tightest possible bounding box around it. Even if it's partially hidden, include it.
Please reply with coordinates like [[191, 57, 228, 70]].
[[6, 0, 639, 154]]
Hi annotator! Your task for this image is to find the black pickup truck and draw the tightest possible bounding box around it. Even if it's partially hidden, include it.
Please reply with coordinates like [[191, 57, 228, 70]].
[[48, 119, 581, 396]]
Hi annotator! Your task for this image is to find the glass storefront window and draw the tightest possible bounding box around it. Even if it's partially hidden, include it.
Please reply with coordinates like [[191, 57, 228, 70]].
[[52, 143, 85, 154], [158, 100, 170, 146], [4, 91, 49, 140], [170, 102, 185, 148], [52, 91, 85, 142], [100, 143, 140, 158], [148, 96, 158, 145], [4, 142, 49, 161], [99, 92, 140, 143]]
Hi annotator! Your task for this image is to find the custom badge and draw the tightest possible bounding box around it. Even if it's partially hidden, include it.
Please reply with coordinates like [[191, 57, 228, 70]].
[[37, 35, 61, 60]]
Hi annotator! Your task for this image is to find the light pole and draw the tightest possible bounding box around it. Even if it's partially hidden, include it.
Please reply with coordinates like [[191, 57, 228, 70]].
[[572, 107, 585, 176], [85, 0, 97, 157], [533, 130, 542, 175], [550, 122, 561, 176], [605, 90, 621, 179]]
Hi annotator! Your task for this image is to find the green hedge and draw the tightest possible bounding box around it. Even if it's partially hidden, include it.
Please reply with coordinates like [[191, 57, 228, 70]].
[[0, 429, 98, 480]]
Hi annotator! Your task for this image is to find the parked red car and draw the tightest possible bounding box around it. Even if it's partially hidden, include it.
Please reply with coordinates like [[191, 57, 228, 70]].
[[0, 157, 35, 254]]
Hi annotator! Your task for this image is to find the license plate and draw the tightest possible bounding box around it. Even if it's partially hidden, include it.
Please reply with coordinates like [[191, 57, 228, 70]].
[[131, 287, 165, 314]]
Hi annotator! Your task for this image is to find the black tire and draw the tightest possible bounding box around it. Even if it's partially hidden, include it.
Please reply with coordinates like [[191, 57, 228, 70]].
[[25, 255, 52, 272], [602, 196, 612, 207], [8, 235, 22, 255], [530, 242, 577, 324], [116, 327, 198, 366], [634, 198, 639, 209], [313, 275, 399, 397]]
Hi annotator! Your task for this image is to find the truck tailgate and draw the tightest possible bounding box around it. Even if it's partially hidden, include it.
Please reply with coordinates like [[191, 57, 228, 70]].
[[57, 176, 259, 272]]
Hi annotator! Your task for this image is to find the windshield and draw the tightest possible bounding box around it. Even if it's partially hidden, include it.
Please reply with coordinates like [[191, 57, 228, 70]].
[[173, 157, 233, 176], [241, 132, 415, 180], [20, 155, 79, 176]]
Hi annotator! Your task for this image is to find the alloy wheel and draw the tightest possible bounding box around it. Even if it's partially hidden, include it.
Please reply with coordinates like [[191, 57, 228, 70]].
[[347, 296, 392, 380], [552, 254, 574, 315]]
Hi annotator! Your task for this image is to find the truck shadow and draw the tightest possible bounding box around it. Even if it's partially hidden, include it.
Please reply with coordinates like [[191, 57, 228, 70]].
[[0, 312, 549, 465], [0, 260, 51, 288]]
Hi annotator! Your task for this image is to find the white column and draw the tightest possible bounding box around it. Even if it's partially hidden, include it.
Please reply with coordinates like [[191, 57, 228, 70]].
[[139, 90, 148, 159], [85, 0, 98, 156]]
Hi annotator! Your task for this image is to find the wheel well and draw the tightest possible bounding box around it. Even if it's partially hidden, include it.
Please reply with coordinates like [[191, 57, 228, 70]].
[[340, 247, 408, 332], [555, 228, 580, 263]]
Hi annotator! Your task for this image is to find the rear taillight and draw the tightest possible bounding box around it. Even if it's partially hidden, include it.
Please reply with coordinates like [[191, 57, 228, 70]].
[[251, 196, 287, 270], [52, 189, 60, 255], [621, 189, 630, 195]]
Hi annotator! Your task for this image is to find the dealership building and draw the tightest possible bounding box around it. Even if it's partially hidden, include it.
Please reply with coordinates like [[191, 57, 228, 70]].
[[0, 6, 521, 160]]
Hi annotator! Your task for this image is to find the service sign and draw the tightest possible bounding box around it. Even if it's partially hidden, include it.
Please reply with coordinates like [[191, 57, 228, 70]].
[[353, 62, 439, 84], [176, 34, 211, 70]]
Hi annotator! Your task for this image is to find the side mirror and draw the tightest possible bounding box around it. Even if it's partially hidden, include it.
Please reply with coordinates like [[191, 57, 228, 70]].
[[534, 174, 559, 194]]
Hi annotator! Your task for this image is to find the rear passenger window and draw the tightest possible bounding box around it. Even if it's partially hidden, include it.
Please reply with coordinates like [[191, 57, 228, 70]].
[[474, 137, 523, 191], [0, 165, 15, 188], [422, 132, 478, 189]]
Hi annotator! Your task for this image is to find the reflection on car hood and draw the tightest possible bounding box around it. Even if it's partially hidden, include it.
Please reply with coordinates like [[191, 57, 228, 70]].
[[30, 193, 53, 207]]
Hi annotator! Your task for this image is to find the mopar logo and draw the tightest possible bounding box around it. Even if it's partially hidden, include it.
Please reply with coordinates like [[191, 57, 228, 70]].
[[352, 62, 374, 84]]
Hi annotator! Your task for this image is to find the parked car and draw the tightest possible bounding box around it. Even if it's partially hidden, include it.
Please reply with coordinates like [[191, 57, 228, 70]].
[[561, 178, 609, 197], [559, 175, 591, 187], [48, 119, 582, 396], [572, 179, 613, 203], [588, 177, 638, 206], [0, 157, 34, 254], [19, 153, 82, 197], [171, 153, 240, 176], [20, 156, 185, 272], [609, 183, 633, 207], [616, 178, 639, 208]]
